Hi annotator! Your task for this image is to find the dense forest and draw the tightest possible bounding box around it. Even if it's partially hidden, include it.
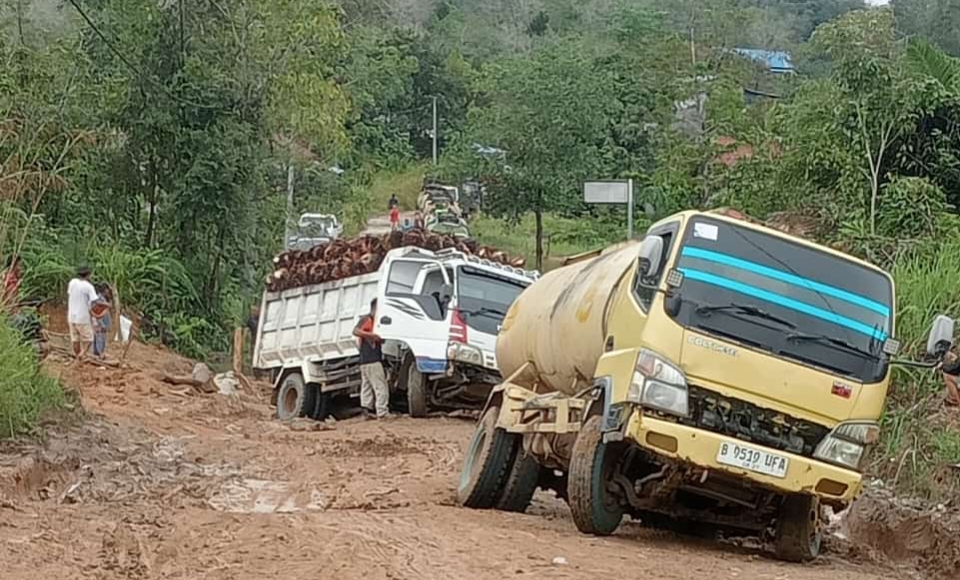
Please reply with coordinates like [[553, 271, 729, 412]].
[[2, 0, 960, 496]]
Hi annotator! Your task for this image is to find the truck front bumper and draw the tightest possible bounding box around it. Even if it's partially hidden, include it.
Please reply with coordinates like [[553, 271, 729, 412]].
[[617, 410, 863, 505]]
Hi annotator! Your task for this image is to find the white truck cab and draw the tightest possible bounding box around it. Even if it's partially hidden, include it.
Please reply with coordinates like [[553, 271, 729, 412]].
[[375, 247, 538, 416]]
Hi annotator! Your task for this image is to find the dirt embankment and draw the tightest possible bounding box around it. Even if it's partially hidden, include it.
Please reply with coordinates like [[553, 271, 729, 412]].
[[0, 338, 952, 580], [829, 489, 960, 579]]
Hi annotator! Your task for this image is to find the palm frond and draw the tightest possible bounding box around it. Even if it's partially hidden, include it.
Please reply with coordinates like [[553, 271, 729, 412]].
[[905, 36, 960, 92]]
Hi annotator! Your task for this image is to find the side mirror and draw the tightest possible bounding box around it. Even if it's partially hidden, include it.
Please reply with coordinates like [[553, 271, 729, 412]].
[[637, 236, 665, 279], [926, 314, 955, 358]]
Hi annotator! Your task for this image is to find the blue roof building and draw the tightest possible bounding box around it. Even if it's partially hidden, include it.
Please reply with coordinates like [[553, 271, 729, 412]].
[[733, 48, 796, 74]]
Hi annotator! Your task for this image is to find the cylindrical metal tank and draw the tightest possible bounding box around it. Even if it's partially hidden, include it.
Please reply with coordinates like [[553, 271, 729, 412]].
[[496, 242, 640, 395]]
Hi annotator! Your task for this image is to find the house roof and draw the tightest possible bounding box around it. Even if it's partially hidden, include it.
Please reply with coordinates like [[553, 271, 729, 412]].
[[733, 48, 795, 73]]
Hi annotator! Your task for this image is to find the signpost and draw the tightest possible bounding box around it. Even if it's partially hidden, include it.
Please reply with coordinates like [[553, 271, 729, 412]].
[[584, 179, 635, 239]]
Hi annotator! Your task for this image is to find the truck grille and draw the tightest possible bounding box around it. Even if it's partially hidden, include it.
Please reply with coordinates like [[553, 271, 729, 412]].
[[676, 385, 830, 458]]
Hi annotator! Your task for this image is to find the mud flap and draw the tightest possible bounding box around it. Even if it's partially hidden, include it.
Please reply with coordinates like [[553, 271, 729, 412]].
[[589, 376, 632, 444], [585, 376, 626, 434]]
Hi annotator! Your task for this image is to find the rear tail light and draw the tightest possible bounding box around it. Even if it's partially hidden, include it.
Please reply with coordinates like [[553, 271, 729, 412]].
[[449, 309, 468, 344]]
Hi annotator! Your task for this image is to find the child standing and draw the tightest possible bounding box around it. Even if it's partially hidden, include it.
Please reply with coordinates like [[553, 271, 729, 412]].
[[91, 284, 113, 359], [389, 205, 400, 231]]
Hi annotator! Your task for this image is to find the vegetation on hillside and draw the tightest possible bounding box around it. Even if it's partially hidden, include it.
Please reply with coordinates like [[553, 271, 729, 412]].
[[1, 1, 959, 496]]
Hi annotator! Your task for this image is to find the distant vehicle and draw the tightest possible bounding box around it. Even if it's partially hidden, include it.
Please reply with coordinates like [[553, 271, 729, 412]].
[[286, 213, 343, 251], [425, 210, 470, 238]]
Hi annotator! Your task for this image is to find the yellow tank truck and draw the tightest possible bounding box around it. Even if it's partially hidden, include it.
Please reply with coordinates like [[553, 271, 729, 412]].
[[456, 209, 906, 562]]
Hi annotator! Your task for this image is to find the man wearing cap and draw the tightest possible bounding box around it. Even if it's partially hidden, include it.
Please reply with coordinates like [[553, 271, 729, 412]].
[[67, 265, 98, 362]]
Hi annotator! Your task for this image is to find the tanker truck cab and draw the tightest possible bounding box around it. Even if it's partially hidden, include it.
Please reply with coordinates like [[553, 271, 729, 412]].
[[457, 210, 899, 563], [374, 247, 538, 416]]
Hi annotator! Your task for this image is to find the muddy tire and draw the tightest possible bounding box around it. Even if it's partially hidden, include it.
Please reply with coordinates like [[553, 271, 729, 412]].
[[457, 405, 516, 509], [402, 356, 428, 418], [568, 415, 625, 536], [276, 373, 315, 420], [308, 388, 332, 421], [495, 448, 539, 513], [774, 494, 822, 562]]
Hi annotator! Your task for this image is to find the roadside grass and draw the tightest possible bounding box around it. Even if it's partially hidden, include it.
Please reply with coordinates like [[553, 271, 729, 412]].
[[0, 316, 64, 439], [367, 163, 428, 212], [872, 241, 960, 499], [469, 213, 627, 271]]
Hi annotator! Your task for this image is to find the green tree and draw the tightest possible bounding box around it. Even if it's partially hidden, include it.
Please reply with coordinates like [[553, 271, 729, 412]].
[[449, 39, 622, 269]]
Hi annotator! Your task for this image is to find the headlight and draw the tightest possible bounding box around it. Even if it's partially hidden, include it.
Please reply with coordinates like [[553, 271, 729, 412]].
[[447, 342, 483, 365], [626, 349, 689, 417], [813, 421, 880, 471]]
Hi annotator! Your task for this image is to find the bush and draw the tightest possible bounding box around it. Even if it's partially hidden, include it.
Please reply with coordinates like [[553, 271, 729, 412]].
[[0, 316, 64, 439], [868, 237, 960, 499]]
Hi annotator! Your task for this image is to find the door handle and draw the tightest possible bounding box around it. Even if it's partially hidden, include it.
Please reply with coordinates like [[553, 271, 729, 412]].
[[380, 316, 392, 325]]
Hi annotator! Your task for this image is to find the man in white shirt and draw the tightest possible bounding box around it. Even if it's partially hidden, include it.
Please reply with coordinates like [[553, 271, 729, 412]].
[[67, 265, 98, 362]]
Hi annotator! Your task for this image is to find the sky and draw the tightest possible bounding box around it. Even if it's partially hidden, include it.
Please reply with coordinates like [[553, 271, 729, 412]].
[[866, 0, 890, 4]]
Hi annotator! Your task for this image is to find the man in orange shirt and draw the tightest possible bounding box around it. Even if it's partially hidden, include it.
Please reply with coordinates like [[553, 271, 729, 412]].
[[353, 298, 392, 419]]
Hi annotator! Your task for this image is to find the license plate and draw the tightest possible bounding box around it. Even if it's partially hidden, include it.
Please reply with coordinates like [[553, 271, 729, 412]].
[[716, 441, 789, 479]]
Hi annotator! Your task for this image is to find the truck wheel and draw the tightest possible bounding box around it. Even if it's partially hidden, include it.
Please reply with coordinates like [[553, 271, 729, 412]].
[[401, 356, 428, 418], [276, 373, 315, 420], [774, 494, 822, 562], [495, 449, 539, 513], [308, 388, 332, 421], [568, 415, 625, 536], [457, 405, 516, 509]]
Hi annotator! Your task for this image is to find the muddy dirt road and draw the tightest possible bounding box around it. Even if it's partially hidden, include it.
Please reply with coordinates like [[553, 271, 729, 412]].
[[0, 343, 912, 580]]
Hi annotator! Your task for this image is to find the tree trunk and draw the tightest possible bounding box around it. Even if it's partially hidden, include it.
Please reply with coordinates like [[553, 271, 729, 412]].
[[534, 193, 543, 271], [144, 160, 159, 248]]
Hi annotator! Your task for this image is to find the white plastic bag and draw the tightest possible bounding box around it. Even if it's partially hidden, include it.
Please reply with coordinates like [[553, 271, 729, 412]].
[[120, 315, 133, 343]]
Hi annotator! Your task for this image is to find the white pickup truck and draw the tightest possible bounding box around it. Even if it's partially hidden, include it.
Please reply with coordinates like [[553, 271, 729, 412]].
[[253, 246, 539, 419]]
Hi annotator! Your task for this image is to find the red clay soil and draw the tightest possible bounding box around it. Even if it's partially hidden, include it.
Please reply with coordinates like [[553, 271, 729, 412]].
[[0, 338, 943, 580]]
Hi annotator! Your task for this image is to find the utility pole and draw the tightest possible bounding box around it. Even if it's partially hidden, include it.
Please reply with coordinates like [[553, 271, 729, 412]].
[[284, 164, 294, 247], [432, 96, 438, 165], [627, 178, 634, 240], [689, 27, 696, 66]]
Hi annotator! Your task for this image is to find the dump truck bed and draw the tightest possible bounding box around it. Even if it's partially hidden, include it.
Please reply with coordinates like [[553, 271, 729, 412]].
[[254, 271, 379, 375]]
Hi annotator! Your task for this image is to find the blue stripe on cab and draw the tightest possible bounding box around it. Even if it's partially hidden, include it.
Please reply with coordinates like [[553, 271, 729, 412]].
[[679, 268, 888, 340], [680, 247, 890, 317]]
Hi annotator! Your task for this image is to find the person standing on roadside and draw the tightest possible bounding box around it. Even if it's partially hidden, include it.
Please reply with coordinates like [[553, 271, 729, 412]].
[[91, 283, 113, 359], [353, 298, 392, 420], [67, 265, 97, 363], [390, 204, 400, 232]]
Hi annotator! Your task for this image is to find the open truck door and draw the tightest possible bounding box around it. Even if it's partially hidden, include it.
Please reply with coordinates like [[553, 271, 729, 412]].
[[374, 255, 452, 375]]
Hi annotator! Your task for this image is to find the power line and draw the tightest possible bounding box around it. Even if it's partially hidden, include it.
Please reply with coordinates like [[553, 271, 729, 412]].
[[66, 0, 220, 110]]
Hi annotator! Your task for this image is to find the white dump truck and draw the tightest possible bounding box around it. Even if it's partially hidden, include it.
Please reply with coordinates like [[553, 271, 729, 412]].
[[253, 246, 539, 419]]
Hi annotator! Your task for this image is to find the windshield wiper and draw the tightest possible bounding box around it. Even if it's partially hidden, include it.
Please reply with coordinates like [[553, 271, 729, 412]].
[[786, 332, 877, 358], [462, 306, 507, 318], [695, 302, 797, 330]]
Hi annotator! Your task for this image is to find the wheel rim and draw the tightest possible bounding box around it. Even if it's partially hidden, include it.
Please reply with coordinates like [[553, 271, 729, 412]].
[[282, 383, 298, 415], [459, 425, 488, 493]]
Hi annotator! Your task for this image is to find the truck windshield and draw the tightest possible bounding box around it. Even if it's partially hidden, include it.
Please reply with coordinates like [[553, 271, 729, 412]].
[[457, 266, 529, 335], [669, 217, 893, 383]]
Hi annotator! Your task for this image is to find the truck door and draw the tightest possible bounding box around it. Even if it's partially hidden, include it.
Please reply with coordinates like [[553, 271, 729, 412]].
[[374, 257, 452, 374]]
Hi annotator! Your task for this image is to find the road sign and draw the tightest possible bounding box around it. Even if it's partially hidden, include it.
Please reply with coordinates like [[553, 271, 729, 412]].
[[584, 179, 635, 239], [584, 180, 629, 204]]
